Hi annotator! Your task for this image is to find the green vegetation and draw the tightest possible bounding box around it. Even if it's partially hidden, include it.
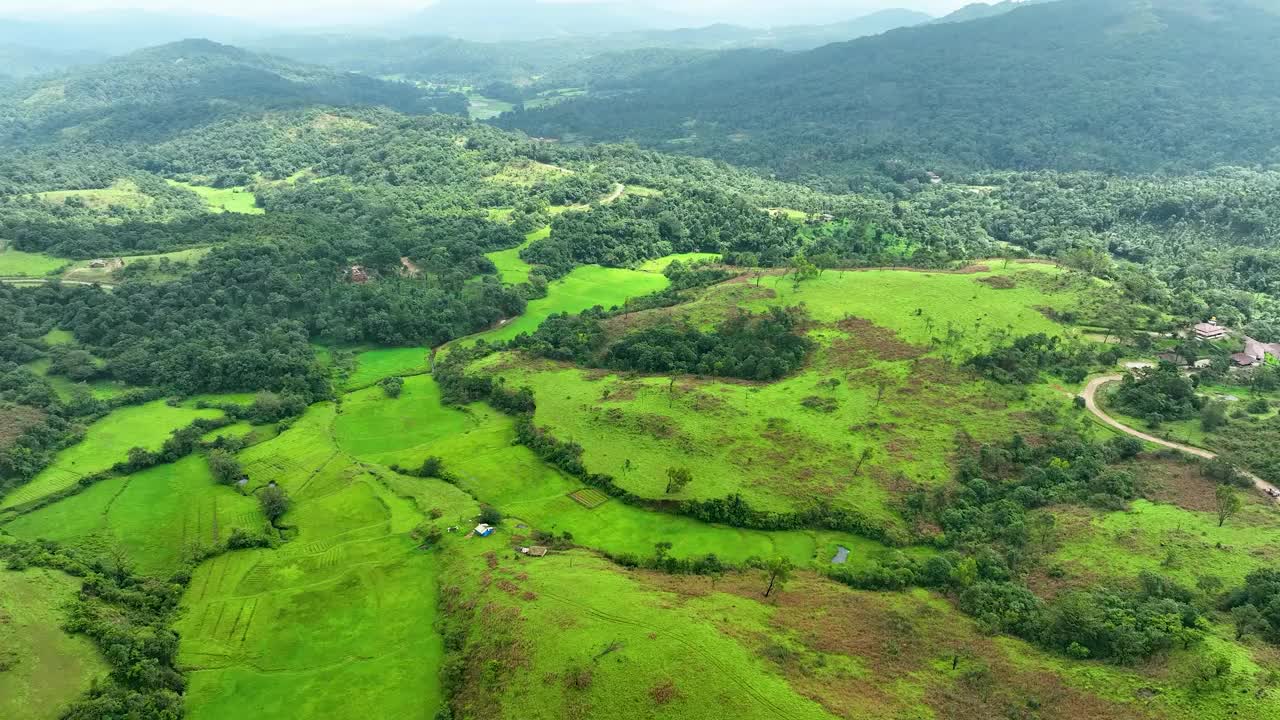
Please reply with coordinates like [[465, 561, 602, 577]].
[[6, 17, 1280, 719], [166, 181, 264, 214], [458, 264, 669, 348], [1, 400, 223, 511], [0, 243, 66, 277], [0, 568, 107, 720]]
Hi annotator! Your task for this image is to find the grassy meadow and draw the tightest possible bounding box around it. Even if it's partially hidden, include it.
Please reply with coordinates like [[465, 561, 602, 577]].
[[0, 400, 223, 511], [5, 455, 263, 576], [455, 264, 670, 349], [485, 225, 550, 284], [167, 180, 264, 214], [0, 242, 67, 277], [176, 403, 476, 720], [35, 179, 150, 210], [0, 568, 107, 720]]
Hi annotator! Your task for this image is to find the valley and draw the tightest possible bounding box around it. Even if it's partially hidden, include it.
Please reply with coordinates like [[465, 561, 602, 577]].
[[3, 2, 1280, 719]]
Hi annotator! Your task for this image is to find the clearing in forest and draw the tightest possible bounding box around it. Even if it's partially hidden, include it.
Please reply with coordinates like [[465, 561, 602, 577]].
[[0, 241, 67, 277], [167, 180, 264, 214], [35, 179, 151, 210], [486, 225, 550, 285]]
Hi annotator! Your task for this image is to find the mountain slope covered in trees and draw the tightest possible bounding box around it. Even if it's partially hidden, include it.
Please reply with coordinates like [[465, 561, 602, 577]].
[[0, 39, 463, 145], [502, 0, 1280, 185]]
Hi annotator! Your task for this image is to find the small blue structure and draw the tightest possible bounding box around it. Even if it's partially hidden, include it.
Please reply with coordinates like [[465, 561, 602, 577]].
[[474, 523, 495, 537]]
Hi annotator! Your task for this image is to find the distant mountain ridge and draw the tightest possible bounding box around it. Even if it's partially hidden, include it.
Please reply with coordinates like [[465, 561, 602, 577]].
[[502, 0, 1280, 183], [0, 39, 462, 144]]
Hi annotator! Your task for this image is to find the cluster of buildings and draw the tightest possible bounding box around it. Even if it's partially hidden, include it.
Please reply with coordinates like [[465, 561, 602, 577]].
[[1193, 320, 1280, 368]]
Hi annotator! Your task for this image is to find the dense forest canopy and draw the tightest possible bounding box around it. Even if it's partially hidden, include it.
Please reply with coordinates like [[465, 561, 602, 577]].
[[502, 0, 1280, 185]]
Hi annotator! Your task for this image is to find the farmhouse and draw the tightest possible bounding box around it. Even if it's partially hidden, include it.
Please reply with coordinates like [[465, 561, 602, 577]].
[[1234, 337, 1280, 367], [89, 259, 108, 268], [1194, 320, 1229, 341], [474, 523, 495, 537]]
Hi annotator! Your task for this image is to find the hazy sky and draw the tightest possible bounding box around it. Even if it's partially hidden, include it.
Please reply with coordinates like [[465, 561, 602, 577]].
[[0, 0, 980, 26]]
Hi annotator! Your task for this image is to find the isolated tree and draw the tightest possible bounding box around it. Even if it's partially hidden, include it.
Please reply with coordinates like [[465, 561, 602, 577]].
[[1215, 484, 1242, 527], [853, 447, 875, 476], [206, 449, 243, 486], [1201, 401, 1229, 432], [259, 484, 291, 525], [419, 456, 445, 478], [380, 376, 404, 398], [761, 556, 793, 598], [665, 467, 693, 494]]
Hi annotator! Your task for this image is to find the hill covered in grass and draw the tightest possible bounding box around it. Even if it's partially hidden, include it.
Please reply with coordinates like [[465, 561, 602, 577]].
[[503, 0, 1280, 183]]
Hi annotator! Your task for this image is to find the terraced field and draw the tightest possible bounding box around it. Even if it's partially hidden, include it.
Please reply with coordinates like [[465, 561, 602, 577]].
[[0, 400, 224, 511]]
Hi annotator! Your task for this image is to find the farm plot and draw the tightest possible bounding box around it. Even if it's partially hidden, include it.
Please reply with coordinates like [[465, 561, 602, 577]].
[[343, 346, 431, 389], [333, 375, 917, 568], [0, 242, 66, 277], [177, 402, 462, 720], [0, 568, 107, 720], [455, 264, 669, 349], [0, 400, 224, 511], [4, 455, 262, 576]]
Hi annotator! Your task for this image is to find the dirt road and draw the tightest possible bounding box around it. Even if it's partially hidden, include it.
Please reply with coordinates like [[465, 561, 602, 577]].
[[1082, 375, 1280, 501]]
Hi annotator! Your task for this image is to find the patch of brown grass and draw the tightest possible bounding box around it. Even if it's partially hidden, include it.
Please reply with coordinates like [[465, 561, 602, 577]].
[[0, 405, 45, 451], [978, 275, 1018, 289]]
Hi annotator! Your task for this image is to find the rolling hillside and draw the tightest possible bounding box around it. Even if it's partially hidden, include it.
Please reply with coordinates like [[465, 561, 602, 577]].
[[503, 0, 1280, 183], [0, 39, 463, 144]]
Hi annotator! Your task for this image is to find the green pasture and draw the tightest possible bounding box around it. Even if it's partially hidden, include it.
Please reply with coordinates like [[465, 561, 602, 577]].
[[343, 346, 431, 389], [0, 568, 107, 720], [35, 179, 150, 210], [0, 243, 66, 277], [178, 401, 466, 720], [0, 400, 223, 511], [1051, 499, 1280, 589], [473, 345, 1039, 525], [4, 455, 262, 576], [167, 180, 264, 214], [467, 94, 514, 120], [743, 263, 1080, 349], [485, 159, 571, 186], [441, 540, 835, 720], [63, 247, 212, 284], [485, 225, 549, 285], [332, 374, 920, 567], [457, 264, 669, 348], [22, 355, 130, 401]]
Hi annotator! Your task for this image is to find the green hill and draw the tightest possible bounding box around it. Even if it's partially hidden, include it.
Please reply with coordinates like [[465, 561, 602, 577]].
[[0, 39, 464, 144], [503, 0, 1280, 183]]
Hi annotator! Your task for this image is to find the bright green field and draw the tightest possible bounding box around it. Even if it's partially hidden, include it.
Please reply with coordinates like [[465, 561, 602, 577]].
[[0, 568, 107, 720], [457, 264, 669, 348], [23, 356, 131, 401], [744, 263, 1081, 349], [485, 225, 549, 285], [167, 180, 264, 214], [4, 455, 263, 576], [62, 247, 212, 284], [467, 94, 514, 120], [178, 402, 474, 720], [0, 401, 224, 511], [332, 375, 919, 568], [343, 346, 432, 389], [0, 244, 66, 277]]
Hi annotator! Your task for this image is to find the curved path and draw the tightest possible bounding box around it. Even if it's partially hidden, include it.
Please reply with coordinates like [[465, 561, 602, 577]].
[[1082, 375, 1280, 501]]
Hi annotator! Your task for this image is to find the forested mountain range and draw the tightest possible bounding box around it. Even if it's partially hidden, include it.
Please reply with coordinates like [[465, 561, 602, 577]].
[[0, 39, 463, 145], [254, 9, 932, 89], [502, 0, 1280, 185]]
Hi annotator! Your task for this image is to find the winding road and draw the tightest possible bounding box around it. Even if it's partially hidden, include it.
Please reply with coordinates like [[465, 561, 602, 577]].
[[1082, 375, 1280, 501]]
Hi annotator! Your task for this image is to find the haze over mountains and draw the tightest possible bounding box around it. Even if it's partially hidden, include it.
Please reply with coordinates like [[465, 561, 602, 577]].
[[504, 0, 1280, 182]]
